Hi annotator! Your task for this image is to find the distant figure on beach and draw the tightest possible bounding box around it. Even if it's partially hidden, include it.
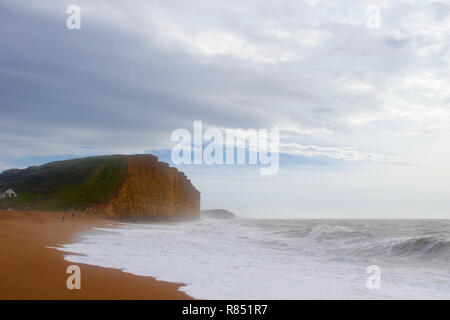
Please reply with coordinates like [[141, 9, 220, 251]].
[[72, 213, 74, 218], [62, 216, 65, 222]]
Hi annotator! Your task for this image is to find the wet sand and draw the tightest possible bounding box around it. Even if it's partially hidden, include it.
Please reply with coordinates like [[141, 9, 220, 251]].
[[0, 209, 192, 299]]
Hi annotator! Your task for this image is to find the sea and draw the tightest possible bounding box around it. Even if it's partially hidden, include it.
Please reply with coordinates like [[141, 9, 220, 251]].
[[56, 217, 450, 299]]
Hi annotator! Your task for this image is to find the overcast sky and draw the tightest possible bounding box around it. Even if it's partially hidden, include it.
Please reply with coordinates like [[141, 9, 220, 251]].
[[1, 0, 449, 218]]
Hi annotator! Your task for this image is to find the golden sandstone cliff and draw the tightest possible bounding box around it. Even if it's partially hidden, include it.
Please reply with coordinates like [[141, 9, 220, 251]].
[[0, 154, 200, 220], [105, 155, 200, 220]]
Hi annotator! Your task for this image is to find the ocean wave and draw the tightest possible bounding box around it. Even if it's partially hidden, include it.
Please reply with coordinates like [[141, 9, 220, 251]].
[[306, 225, 365, 240], [57, 219, 450, 299], [351, 235, 450, 261], [387, 236, 450, 257]]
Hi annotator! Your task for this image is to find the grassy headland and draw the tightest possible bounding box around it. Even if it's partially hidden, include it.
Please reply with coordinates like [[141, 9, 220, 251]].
[[0, 155, 128, 211]]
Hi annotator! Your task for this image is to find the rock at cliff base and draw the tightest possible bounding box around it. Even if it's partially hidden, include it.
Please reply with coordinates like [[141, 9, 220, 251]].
[[200, 209, 235, 219]]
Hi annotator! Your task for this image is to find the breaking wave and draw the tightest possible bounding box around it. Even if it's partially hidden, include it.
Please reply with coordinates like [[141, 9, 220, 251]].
[[56, 218, 450, 299], [387, 236, 450, 257], [306, 225, 366, 240]]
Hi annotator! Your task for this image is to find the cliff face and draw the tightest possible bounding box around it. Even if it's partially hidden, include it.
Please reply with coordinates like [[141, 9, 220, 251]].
[[0, 154, 200, 221], [105, 155, 200, 220]]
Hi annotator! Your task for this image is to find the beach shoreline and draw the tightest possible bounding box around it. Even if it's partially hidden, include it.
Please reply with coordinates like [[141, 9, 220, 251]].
[[0, 209, 192, 300]]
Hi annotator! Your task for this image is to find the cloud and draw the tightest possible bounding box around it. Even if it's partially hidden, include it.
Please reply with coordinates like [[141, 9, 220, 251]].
[[280, 143, 402, 163], [1, 1, 450, 217], [0, 161, 11, 173]]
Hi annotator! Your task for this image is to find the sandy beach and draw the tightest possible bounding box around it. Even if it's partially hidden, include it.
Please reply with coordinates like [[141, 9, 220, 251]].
[[0, 209, 192, 300]]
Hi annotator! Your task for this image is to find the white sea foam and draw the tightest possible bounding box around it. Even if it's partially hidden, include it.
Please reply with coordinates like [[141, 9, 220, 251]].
[[56, 218, 450, 299]]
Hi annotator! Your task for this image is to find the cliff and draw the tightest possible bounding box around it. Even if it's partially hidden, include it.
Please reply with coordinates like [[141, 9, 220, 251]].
[[0, 155, 200, 220], [105, 155, 200, 220]]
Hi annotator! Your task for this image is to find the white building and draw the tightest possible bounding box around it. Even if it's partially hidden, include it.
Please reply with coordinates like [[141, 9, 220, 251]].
[[0, 188, 18, 199]]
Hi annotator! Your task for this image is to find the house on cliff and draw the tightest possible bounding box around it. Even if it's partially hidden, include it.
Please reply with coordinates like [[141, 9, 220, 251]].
[[0, 188, 18, 199]]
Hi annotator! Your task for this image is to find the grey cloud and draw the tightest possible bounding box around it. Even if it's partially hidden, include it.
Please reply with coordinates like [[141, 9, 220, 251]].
[[430, 1, 450, 20], [0, 0, 449, 160]]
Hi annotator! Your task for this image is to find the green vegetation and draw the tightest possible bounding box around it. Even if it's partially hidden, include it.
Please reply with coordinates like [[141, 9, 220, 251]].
[[0, 155, 129, 211]]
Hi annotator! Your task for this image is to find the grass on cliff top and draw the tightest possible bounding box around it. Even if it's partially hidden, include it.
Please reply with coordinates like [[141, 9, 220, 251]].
[[0, 155, 129, 211]]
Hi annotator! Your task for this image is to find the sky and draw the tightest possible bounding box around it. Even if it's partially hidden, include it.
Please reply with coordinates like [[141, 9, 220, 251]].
[[1, 0, 449, 218]]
